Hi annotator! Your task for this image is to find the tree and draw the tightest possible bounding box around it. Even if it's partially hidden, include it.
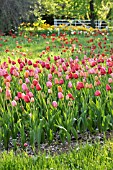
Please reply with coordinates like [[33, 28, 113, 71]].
[[0, 0, 36, 34], [35, 0, 113, 27]]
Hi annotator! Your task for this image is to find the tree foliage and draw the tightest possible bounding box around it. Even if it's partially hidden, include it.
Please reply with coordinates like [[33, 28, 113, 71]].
[[0, 0, 113, 32], [0, 0, 36, 33]]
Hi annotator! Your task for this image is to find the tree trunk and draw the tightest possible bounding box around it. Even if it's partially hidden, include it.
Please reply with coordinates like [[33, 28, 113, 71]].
[[90, 0, 95, 28]]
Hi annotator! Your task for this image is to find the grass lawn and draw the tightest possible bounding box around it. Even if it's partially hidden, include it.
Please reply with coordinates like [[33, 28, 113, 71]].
[[0, 140, 113, 170]]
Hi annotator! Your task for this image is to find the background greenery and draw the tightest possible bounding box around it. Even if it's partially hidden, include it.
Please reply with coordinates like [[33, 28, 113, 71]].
[[0, 0, 113, 33]]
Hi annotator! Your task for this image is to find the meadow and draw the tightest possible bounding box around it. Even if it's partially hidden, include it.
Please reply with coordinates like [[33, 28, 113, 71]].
[[0, 27, 113, 169]]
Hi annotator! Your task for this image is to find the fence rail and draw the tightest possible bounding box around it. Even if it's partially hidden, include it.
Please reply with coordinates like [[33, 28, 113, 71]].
[[54, 19, 113, 30]]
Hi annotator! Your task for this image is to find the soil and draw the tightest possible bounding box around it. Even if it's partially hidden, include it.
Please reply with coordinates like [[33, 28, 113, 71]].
[[0, 130, 113, 156]]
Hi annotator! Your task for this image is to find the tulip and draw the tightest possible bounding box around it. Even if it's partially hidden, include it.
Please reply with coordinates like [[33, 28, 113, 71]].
[[22, 83, 28, 91], [73, 73, 79, 79], [59, 79, 64, 85], [76, 82, 84, 90], [100, 67, 106, 75], [108, 78, 112, 84], [28, 91, 34, 98], [32, 79, 38, 86], [14, 96, 19, 101], [6, 82, 10, 89], [28, 60, 32, 65], [48, 74, 52, 80], [45, 63, 50, 70], [94, 90, 101, 96], [6, 75, 12, 82], [66, 75, 69, 80], [24, 70, 29, 78], [30, 97, 34, 103], [36, 83, 42, 91], [6, 89, 11, 100], [52, 101, 58, 108], [106, 84, 111, 91], [17, 92, 22, 99], [58, 86, 63, 92], [68, 81, 72, 88], [25, 78, 30, 84], [0, 87, 2, 93], [54, 78, 59, 84], [89, 84, 93, 89], [48, 89, 52, 94], [19, 79, 23, 85], [24, 143, 28, 147], [11, 100, 17, 107], [66, 93, 74, 100], [21, 93, 25, 99], [58, 92, 64, 99], [30, 84, 34, 89], [23, 95, 30, 103], [46, 81, 52, 88]]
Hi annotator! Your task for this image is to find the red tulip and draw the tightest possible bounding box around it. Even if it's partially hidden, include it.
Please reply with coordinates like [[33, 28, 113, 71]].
[[106, 84, 111, 91], [94, 90, 101, 96], [23, 95, 30, 103], [32, 79, 38, 86], [45, 63, 50, 70], [36, 83, 42, 91], [76, 82, 84, 90], [17, 92, 22, 99], [100, 67, 106, 75], [67, 93, 74, 100], [28, 60, 32, 65]]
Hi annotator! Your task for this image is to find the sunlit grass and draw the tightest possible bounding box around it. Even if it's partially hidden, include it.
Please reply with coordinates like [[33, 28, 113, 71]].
[[0, 140, 113, 170]]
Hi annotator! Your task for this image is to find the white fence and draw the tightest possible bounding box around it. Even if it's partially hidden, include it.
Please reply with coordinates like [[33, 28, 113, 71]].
[[54, 19, 112, 29]]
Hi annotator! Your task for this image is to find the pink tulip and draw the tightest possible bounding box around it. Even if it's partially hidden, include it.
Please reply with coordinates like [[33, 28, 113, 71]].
[[6, 75, 12, 82], [58, 92, 64, 99], [48, 89, 52, 94], [58, 72, 62, 77], [11, 100, 17, 107], [66, 75, 69, 80], [28, 91, 34, 98], [48, 74, 52, 80], [68, 81, 72, 88], [6, 82, 10, 88], [22, 83, 28, 91], [108, 78, 112, 84], [6, 89, 11, 100], [0, 87, 2, 93], [25, 78, 30, 84], [14, 96, 19, 101], [46, 81, 52, 88], [52, 101, 58, 108], [24, 143, 28, 147], [30, 97, 34, 103], [21, 93, 25, 99]]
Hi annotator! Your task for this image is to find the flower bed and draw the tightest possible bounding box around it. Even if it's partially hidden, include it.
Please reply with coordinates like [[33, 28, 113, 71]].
[[0, 29, 113, 152]]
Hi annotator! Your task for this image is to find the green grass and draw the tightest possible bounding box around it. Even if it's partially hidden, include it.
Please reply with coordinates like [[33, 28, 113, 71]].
[[0, 30, 113, 62], [0, 140, 113, 170]]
